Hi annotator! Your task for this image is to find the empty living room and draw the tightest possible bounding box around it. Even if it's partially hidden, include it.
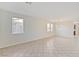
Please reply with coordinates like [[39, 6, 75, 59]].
[[0, 1, 79, 58]]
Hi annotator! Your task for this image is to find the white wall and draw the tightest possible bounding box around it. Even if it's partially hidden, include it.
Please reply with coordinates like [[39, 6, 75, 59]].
[[0, 9, 54, 48], [55, 22, 74, 38]]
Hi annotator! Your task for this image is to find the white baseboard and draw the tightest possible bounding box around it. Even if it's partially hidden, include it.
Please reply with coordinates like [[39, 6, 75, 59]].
[[0, 35, 53, 49]]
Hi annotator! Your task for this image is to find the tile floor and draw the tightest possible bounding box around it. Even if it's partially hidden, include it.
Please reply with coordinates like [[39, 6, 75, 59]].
[[0, 36, 79, 57]]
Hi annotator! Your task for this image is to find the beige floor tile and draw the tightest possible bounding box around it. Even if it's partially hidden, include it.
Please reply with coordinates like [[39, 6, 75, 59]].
[[0, 36, 79, 57]]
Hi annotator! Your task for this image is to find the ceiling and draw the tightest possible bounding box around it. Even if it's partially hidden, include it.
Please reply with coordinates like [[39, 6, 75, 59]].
[[0, 2, 79, 21]]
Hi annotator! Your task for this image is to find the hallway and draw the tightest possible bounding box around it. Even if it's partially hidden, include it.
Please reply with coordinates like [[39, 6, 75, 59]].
[[0, 36, 79, 57]]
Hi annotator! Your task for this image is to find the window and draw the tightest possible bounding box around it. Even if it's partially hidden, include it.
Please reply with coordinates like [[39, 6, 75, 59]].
[[51, 24, 53, 32], [47, 23, 51, 32], [47, 23, 53, 32], [12, 18, 24, 34]]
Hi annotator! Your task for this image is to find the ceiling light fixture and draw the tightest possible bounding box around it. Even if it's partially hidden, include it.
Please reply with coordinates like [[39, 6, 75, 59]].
[[25, 2, 32, 6]]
